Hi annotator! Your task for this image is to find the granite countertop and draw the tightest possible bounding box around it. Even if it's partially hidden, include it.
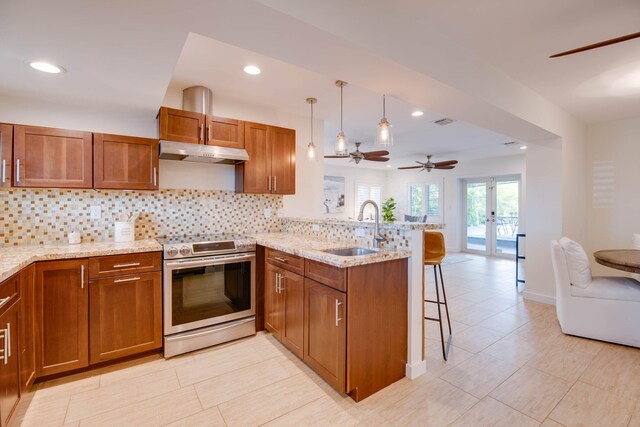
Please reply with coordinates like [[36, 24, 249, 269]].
[[248, 232, 411, 268], [281, 217, 445, 231], [0, 239, 162, 282]]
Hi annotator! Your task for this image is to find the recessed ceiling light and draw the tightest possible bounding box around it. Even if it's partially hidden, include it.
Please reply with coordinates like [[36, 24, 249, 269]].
[[520, 146, 527, 150], [386, 165, 392, 168], [243, 65, 261, 75], [28, 61, 65, 74], [411, 111, 424, 117]]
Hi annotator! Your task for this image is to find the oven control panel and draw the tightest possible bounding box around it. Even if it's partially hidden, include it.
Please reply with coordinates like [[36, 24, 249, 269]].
[[163, 238, 256, 259]]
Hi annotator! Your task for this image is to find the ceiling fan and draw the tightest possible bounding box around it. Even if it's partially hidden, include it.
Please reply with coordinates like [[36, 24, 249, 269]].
[[550, 31, 640, 58], [324, 142, 389, 164], [398, 155, 458, 172]]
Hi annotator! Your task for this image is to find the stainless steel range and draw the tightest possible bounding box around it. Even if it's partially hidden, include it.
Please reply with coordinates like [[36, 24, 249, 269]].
[[158, 234, 257, 358]]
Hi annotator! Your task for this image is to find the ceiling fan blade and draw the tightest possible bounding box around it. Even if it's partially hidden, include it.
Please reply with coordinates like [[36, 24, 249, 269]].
[[398, 166, 423, 170], [364, 157, 389, 162], [324, 155, 350, 159], [434, 160, 458, 167], [550, 31, 640, 58], [434, 165, 456, 169], [363, 150, 390, 157]]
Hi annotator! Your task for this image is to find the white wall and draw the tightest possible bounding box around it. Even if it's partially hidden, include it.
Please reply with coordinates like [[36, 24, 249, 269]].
[[586, 116, 640, 276], [386, 154, 526, 252], [323, 164, 387, 219]]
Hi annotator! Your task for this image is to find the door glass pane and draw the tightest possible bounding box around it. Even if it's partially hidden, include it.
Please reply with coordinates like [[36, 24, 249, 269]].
[[426, 183, 440, 217], [409, 185, 423, 215], [495, 179, 519, 255], [466, 182, 487, 251], [171, 261, 251, 326]]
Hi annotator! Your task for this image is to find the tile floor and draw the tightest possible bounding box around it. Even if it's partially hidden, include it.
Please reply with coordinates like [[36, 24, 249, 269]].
[[13, 254, 640, 426]]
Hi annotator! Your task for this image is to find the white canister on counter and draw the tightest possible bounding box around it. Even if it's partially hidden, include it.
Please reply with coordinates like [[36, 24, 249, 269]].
[[68, 231, 81, 245], [114, 221, 135, 243]]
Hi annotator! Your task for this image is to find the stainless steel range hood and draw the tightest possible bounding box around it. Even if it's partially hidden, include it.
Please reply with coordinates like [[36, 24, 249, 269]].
[[159, 86, 249, 164], [159, 140, 249, 164]]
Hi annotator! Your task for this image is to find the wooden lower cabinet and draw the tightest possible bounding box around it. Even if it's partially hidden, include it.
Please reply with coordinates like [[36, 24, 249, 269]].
[[0, 302, 20, 427], [89, 272, 162, 363], [35, 260, 89, 377], [264, 263, 304, 358], [303, 279, 346, 393], [19, 265, 35, 392]]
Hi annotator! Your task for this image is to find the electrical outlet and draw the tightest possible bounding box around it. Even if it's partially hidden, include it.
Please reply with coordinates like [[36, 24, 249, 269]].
[[311, 224, 320, 232], [264, 208, 271, 218], [90, 205, 101, 220], [355, 228, 366, 237]]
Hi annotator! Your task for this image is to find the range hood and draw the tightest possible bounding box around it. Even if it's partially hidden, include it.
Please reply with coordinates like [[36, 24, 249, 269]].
[[159, 86, 249, 164]]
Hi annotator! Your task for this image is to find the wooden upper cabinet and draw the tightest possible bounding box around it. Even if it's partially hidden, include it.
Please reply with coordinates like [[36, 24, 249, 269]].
[[0, 124, 12, 188], [158, 107, 204, 145], [13, 125, 93, 188], [236, 122, 270, 193], [35, 259, 89, 377], [270, 126, 296, 195], [89, 271, 162, 364], [94, 134, 159, 190], [206, 116, 244, 149]]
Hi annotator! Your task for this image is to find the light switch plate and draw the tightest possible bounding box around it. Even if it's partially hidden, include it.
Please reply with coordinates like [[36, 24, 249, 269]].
[[90, 205, 101, 220], [264, 208, 271, 218], [311, 224, 320, 232], [355, 228, 366, 237]]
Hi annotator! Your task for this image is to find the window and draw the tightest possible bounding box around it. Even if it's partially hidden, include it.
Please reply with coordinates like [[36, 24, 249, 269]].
[[408, 180, 443, 222], [355, 182, 382, 220]]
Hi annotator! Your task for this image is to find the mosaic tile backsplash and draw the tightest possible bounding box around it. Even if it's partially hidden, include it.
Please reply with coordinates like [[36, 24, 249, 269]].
[[1, 189, 284, 246]]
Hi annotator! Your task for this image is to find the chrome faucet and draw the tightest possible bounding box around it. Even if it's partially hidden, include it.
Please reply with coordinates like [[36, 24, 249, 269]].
[[357, 200, 388, 248]]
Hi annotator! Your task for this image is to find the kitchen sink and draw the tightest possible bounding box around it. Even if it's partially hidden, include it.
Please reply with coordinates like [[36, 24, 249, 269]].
[[323, 247, 378, 257]]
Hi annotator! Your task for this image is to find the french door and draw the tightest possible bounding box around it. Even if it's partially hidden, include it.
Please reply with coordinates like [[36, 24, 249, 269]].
[[463, 175, 520, 257]]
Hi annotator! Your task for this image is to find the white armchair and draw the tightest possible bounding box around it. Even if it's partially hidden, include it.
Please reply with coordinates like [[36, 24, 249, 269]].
[[550, 238, 640, 348]]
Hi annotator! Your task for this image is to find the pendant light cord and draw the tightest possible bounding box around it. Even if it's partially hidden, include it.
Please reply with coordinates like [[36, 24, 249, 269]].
[[383, 94, 386, 118], [310, 101, 314, 141], [340, 84, 344, 132]]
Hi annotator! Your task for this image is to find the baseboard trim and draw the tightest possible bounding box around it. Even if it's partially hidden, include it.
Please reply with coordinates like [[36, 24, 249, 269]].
[[523, 291, 556, 305], [405, 360, 427, 379]]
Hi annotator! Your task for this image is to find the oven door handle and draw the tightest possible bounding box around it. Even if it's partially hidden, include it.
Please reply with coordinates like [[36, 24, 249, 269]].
[[165, 254, 255, 269]]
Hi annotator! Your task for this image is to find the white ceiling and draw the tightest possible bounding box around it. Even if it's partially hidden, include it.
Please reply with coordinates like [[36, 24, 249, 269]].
[[262, 0, 640, 124], [169, 34, 520, 169]]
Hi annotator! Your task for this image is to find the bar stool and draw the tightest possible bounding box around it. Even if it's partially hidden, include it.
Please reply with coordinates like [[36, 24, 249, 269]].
[[423, 231, 452, 360]]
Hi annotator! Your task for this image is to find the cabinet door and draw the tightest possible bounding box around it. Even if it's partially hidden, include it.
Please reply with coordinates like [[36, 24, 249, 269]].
[[0, 124, 12, 188], [0, 303, 20, 427], [264, 263, 282, 338], [303, 279, 346, 393], [19, 265, 35, 392], [206, 116, 245, 149], [280, 271, 304, 359], [94, 134, 159, 190], [89, 272, 162, 364], [13, 125, 93, 188], [236, 122, 270, 193], [270, 126, 296, 195], [35, 260, 89, 377], [158, 107, 204, 145]]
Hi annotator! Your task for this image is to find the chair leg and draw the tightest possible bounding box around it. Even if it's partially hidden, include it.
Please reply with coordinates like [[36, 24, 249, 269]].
[[439, 264, 452, 336], [433, 266, 449, 360], [424, 264, 453, 361]]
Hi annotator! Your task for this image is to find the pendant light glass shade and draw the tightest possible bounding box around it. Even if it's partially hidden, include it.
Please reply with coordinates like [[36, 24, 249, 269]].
[[374, 94, 393, 147], [306, 97, 318, 161], [335, 80, 349, 156]]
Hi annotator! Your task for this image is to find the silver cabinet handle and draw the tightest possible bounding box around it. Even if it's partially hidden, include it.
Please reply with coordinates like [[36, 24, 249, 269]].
[[0, 329, 5, 365], [273, 257, 288, 264], [15, 159, 20, 183], [268, 176, 272, 191], [200, 125, 205, 143], [335, 299, 343, 326], [113, 262, 140, 268], [153, 167, 157, 186], [1, 159, 5, 183], [0, 297, 10, 310], [6, 323, 10, 358], [80, 265, 85, 289], [114, 276, 140, 283], [273, 176, 277, 192], [275, 273, 281, 293]]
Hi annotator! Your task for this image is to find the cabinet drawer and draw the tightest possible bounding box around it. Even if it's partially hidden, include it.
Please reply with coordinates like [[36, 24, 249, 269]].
[[0, 272, 20, 315], [89, 252, 162, 279], [305, 259, 347, 292], [266, 248, 304, 275]]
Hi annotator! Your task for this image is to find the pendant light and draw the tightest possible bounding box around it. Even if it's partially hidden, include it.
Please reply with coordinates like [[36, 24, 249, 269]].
[[306, 97, 318, 161], [334, 80, 349, 156], [375, 94, 393, 147]]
